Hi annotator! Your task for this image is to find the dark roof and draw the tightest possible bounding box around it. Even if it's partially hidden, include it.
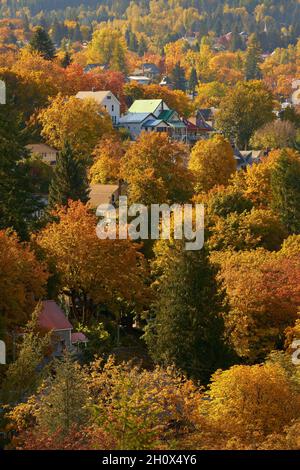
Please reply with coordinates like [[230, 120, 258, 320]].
[[38, 301, 73, 331]]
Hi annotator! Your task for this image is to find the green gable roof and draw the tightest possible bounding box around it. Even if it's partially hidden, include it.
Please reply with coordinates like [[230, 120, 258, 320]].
[[158, 109, 174, 121], [128, 99, 163, 114]]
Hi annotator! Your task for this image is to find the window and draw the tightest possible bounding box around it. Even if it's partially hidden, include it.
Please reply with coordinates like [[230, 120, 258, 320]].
[[112, 105, 114, 112], [107, 95, 111, 100]]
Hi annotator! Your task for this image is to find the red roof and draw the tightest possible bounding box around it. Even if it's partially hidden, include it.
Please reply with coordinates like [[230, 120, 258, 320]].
[[71, 332, 88, 343], [39, 301, 73, 331]]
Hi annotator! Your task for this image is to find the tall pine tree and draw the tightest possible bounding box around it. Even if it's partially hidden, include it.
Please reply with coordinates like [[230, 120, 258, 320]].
[[171, 62, 186, 91], [0, 101, 40, 239], [48, 142, 89, 209], [30, 26, 56, 60], [145, 240, 233, 383], [188, 67, 198, 97], [244, 34, 263, 81]]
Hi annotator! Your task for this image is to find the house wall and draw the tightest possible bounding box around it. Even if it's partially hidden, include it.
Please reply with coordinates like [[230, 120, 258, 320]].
[[51, 329, 72, 356], [101, 93, 120, 125]]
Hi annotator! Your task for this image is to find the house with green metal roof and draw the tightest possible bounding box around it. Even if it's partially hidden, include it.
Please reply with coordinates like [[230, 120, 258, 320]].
[[128, 99, 169, 117], [119, 99, 188, 141]]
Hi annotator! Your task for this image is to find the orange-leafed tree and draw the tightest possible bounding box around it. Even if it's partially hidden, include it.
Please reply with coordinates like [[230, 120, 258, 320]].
[[89, 136, 127, 184], [0, 230, 48, 329], [212, 248, 300, 361], [35, 201, 149, 323], [120, 132, 192, 205]]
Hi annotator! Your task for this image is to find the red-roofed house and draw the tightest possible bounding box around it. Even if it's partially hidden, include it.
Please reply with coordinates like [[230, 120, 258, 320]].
[[38, 301, 87, 356]]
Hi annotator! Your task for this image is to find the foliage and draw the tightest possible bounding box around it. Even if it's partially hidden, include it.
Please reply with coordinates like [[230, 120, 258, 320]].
[[189, 135, 236, 193], [145, 240, 232, 383], [0, 231, 48, 329], [121, 132, 192, 205], [48, 142, 90, 209], [38, 94, 113, 159], [216, 81, 274, 148], [35, 201, 149, 323]]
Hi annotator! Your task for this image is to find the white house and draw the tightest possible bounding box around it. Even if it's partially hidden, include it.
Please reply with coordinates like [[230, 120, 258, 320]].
[[119, 112, 157, 139], [128, 75, 151, 85], [76, 90, 120, 125], [26, 143, 58, 165]]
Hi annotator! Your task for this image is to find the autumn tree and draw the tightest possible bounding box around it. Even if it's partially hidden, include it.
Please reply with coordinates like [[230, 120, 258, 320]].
[[35, 201, 149, 323], [271, 149, 300, 234], [48, 142, 89, 209], [216, 81, 274, 149], [207, 208, 287, 252], [194, 81, 228, 108], [205, 362, 300, 448], [250, 120, 297, 149], [89, 136, 126, 184], [88, 357, 201, 449], [87, 26, 128, 73], [29, 26, 56, 61], [212, 247, 300, 361], [0, 231, 48, 330], [38, 94, 113, 159], [145, 240, 232, 383], [188, 135, 236, 193], [120, 132, 192, 205]]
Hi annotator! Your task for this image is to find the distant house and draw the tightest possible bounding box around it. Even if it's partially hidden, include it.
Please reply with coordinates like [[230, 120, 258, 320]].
[[83, 63, 108, 73], [119, 99, 189, 141], [38, 300, 88, 356], [128, 99, 169, 116], [141, 62, 160, 78], [89, 184, 120, 209], [26, 143, 58, 165], [76, 90, 120, 125], [190, 108, 217, 128], [119, 112, 158, 139], [128, 75, 151, 85], [159, 76, 173, 89], [182, 117, 213, 143]]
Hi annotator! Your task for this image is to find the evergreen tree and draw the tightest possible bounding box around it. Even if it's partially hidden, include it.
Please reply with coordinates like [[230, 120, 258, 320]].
[[171, 62, 186, 91], [0, 103, 40, 239], [30, 26, 56, 60], [145, 241, 233, 383], [72, 22, 82, 42], [61, 51, 72, 68], [37, 352, 89, 435], [188, 67, 198, 97], [22, 14, 30, 33], [138, 36, 148, 57], [48, 143, 89, 209], [1, 305, 51, 403], [271, 151, 300, 234], [230, 26, 244, 51], [244, 34, 263, 81], [129, 32, 138, 52]]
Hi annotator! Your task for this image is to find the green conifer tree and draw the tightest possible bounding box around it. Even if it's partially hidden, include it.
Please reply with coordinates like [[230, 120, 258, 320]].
[[30, 26, 56, 60], [244, 34, 263, 80], [145, 241, 233, 383], [48, 142, 89, 209]]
